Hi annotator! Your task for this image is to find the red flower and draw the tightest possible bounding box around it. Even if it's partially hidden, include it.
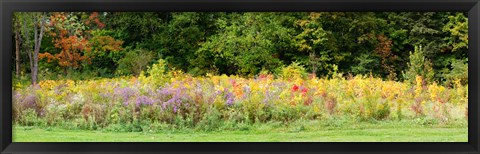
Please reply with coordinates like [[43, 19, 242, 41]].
[[292, 84, 299, 92], [301, 88, 308, 96]]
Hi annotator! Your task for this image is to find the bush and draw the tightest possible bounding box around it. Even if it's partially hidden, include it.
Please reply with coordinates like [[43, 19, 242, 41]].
[[403, 45, 435, 85], [444, 58, 468, 86], [138, 58, 172, 88], [17, 108, 39, 126], [279, 62, 308, 80], [116, 48, 154, 76]]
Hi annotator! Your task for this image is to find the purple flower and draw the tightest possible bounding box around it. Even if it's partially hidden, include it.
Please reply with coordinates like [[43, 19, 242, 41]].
[[173, 106, 178, 113], [114, 87, 136, 102], [157, 87, 171, 101], [225, 92, 234, 106], [13, 93, 21, 101], [100, 92, 112, 99], [24, 94, 37, 107], [161, 102, 167, 110], [222, 88, 234, 105], [263, 90, 271, 104], [273, 81, 287, 89], [207, 91, 221, 104], [135, 95, 154, 107]]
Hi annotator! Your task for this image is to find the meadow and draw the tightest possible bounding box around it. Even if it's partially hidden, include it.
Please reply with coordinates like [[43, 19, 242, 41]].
[[12, 59, 468, 142]]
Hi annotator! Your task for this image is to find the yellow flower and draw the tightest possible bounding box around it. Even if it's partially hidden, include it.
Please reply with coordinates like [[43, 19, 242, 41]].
[[214, 85, 224, 92], [414, 76, 423, 98], [421, 100, 426, 106], [429, 82, 438, 101], [314, 106, 320, 113], [295, 78, 304, 86]]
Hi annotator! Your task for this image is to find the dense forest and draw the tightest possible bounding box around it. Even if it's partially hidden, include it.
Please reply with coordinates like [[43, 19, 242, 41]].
[[13, 12, 468, 86]]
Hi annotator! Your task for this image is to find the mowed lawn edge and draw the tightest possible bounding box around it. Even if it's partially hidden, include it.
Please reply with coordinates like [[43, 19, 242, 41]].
[[13, 121, 468, 142]]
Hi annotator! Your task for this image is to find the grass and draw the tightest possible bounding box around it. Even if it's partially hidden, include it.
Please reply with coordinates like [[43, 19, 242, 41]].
[[13, 119, 468, 142]]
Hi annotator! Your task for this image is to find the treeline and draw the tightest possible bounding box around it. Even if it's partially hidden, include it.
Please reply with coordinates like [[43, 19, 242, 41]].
[[12, 12, 468, 86]]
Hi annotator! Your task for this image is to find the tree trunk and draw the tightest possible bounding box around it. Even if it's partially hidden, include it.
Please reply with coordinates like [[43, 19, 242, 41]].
[[32, 14, 38, 86], [15, 23, 21, 77], [23, 17, 34, 84], [31, 12, 46, 86]]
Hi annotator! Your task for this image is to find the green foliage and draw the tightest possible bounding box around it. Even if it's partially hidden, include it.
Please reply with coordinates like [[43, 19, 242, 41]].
[[138, 58, 171, 87], [17, 108, 40, 126], [116, 48, 154, 76], [13, 12, 468, 85], [351, 53, 379, 75], [444, 58, 468, 86], [443, 13, 468, 53], [195, 13, 290, 76], [403, 46, 435, 84], [279, 62, 308, 80]]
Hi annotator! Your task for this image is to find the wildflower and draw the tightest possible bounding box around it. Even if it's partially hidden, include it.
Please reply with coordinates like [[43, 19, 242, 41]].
[[243, 85, 251, 94], [136, 95, 154, 106], [301, 87, 308, 96], [157, 87, 172, 100], [259, 74, 267, 80], [225, 92, 234, 106], [234, 88, 244, 98], [230, 79, 237, 87], [429, 82, 438, 101], [263, 89, 274, 104], [24, 94, 37, 108], [114, 87, 136, 102], [292, 84, 299, 92]]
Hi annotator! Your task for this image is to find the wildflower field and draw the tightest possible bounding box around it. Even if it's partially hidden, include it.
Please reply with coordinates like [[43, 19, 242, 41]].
[[13, 61, 468, 142]]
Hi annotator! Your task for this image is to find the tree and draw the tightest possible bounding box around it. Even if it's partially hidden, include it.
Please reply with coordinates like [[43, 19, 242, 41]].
[[374, 34, 398, 80], [443, 13, 468, 53], [116, 48, 154, 76], [293, 12, 330, 75], [39, 12, 118, 75], [403, 45, 435, 85], [86, 29, 124, 76], [13, 14, 21, 77], [196, 13, 291, 76], [16, 12, 48, 86]]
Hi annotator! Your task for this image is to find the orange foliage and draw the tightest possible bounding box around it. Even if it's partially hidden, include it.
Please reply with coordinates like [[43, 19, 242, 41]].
[[90, 35, 123, 55], [40, 12, 122, 69], [375, 34, 398, 80]]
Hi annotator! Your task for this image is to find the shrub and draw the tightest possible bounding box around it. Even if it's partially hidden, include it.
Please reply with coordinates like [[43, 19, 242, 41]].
[[116, 48, 154, 76], [18, 108, 39, 126], [403, 45, 435, 85], [138, 58, 171, 88], [444, 58, 468, 86], [279, 62, 308, 80]]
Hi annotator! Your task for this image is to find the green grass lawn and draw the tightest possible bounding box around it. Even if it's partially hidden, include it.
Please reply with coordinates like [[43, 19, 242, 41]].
[[13, 120, 468, 142]]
